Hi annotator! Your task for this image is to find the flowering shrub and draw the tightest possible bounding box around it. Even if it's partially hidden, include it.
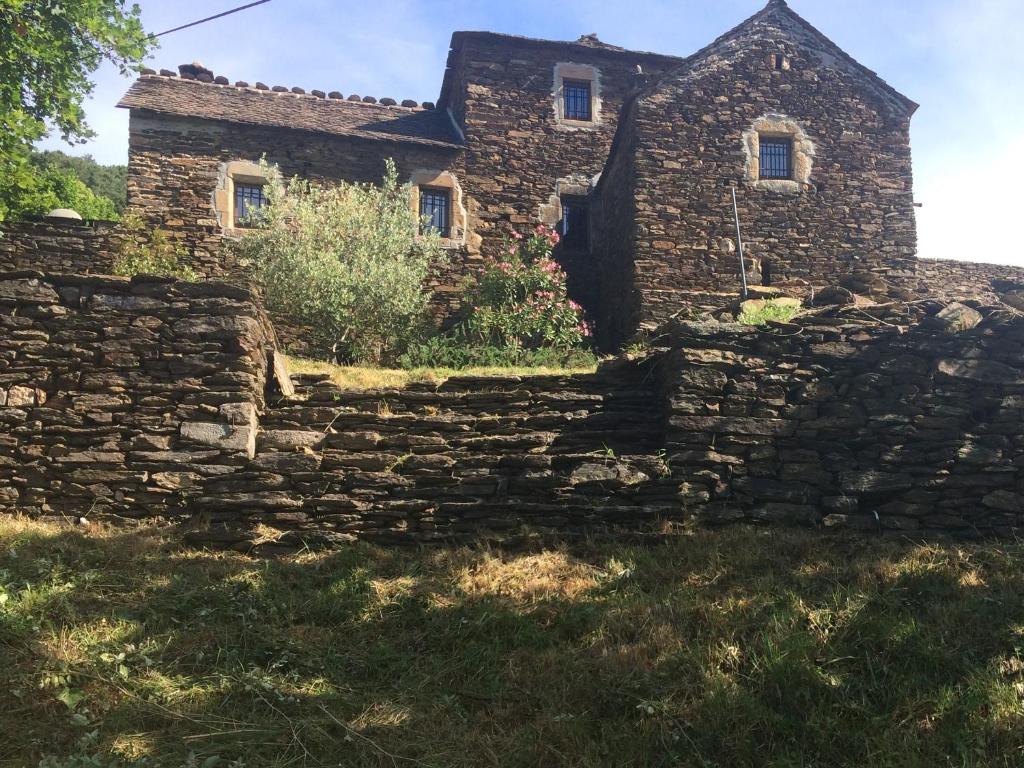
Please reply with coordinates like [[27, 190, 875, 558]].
[[461, 224, 591, 350]]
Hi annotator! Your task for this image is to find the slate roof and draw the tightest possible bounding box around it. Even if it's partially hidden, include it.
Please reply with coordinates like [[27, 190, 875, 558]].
[[118, 75, 464, 150]]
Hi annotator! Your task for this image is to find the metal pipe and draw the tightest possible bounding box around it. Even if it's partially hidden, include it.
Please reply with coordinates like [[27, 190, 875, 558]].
[[731, 187, 749, 301]]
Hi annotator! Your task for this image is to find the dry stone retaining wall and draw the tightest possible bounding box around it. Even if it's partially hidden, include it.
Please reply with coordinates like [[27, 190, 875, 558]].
[[0, 271, 275, 520], [0, 219, 120, 275], [657, 310, 1024, 535], [1, 267, 1023, 545]]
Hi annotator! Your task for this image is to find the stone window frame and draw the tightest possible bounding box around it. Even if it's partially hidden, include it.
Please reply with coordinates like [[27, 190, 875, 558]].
[[538, 174, 597, 229], [742, 114, 815, 194], [553, 63, 602, 130], [410, 170, 467, 248], [214, 160, 269, 235]]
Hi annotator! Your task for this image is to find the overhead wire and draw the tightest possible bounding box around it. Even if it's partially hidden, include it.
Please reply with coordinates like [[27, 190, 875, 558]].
[[149, 0, 274, 38]]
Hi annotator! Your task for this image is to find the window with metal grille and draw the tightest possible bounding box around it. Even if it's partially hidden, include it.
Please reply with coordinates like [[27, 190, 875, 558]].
[[563, 79, 593, 121], [234, 183, 267, 226], [759, 137, 793, 180], [560, 198, 589, 248], [419, 187, 451, 237]]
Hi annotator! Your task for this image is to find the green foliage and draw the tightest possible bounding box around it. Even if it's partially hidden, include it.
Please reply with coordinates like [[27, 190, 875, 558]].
[[0, 0, 152, 221], [404, 224, 594, 371], [10, 162, 120, 221], [399, 334, 597, 370], [112, 213, 196, 280], [738, 298, 803, 326], [235, 160, 445, 365], [461, 225, 591, 350], [32, 150, 127, 212]]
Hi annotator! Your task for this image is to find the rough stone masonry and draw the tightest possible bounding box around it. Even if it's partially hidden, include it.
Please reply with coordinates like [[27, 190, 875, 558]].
[[1, 269, 1022, 549]]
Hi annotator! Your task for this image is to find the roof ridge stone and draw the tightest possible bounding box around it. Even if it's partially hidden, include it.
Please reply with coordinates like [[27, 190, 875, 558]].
[[137, 67, 433, 110]]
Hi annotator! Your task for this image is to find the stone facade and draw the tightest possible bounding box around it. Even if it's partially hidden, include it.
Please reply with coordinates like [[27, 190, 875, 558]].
[[119, 35, 682, 322], [116, 3, 925, 338], [591, 0, 919, 345], [125, 112, 465, 287], [436, 32, 682, 313]]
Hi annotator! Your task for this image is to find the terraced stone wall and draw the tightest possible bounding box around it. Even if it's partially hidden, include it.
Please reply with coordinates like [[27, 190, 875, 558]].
[[191, 363, 677, 551], [2, 267, 1023, 545], [0, 271, 275, 520], [658, 309, 1024, 535]]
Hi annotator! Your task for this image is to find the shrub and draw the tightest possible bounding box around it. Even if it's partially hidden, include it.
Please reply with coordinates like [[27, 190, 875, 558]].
[[461, 225, 591, 349], [112, 213, 196, 280], [397, 224, 594, 371], [233, 160, 444, 364], [399, 335, 597, 370]]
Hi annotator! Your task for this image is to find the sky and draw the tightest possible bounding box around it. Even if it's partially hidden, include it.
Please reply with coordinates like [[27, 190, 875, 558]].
[[38, 0, 1024, 265]]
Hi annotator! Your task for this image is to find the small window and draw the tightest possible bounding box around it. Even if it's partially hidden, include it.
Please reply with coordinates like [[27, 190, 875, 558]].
[[419, 187, 451, 238], [234, 183, 267, 227], [563, 80, 593, 122], [560, 197, 589, 248], [759, 137, 792, 180]]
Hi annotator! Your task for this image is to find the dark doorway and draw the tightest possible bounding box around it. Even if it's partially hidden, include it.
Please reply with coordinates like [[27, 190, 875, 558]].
[[554, 195, 597, 316]]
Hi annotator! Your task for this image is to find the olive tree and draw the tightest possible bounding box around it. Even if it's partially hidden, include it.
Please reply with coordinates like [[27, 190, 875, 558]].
[[234, 160, 445, 364]]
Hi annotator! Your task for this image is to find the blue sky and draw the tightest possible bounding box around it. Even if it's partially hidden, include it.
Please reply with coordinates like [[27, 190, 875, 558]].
[[39, 0, 1024, 265]]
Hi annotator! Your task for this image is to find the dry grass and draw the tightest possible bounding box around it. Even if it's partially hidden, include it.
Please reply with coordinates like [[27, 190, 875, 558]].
[[2, 517, 1024, 767], [283, 355, 598, 391]]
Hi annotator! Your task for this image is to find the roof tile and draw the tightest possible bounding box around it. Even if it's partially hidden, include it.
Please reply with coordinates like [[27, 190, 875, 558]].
[[118, 75, 463, 149]]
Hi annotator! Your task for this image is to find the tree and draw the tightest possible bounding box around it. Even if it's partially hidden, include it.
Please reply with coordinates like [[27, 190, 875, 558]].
[[0, 0, 152, 221], [32, 150, 127, 212], [14, 163, 120, 220], [234, 160, 446, 364]]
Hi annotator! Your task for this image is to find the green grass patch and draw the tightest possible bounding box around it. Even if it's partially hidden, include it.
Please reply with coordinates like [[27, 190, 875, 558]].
[[738, 298, 804, 326], [2, 518, 1023, 766], [284, 353, 599, 391]]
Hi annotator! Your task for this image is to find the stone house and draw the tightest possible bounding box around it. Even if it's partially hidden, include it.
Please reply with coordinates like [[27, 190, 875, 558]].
[[117, 0, 916, 345]]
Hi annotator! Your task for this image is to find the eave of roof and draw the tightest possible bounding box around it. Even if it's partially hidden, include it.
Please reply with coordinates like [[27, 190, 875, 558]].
[[118, 74, 465, 150]]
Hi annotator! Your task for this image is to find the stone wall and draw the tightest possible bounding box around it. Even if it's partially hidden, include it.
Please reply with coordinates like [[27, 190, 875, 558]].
[[191, 363, 677, 550], [657, 308, 1024, 536], [0, 219, 120, 275], [0, 271, 275, 520], [913, 258, 1024, 302], [2, 266, 1023, 545]]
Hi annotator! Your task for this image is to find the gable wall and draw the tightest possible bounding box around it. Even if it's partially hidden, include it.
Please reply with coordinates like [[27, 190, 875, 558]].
[[613, 34, 916, 338]]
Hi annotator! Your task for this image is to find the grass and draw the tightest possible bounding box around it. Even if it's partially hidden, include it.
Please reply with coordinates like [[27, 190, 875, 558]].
[[283, 355, 599, 390], [2, 518, 1024, 767], [737, 298, 804, 326]]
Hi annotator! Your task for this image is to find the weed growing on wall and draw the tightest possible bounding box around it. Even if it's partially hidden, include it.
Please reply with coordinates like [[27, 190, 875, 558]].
[[111, 213, 196, 280], [234, 160, 444, 365]]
